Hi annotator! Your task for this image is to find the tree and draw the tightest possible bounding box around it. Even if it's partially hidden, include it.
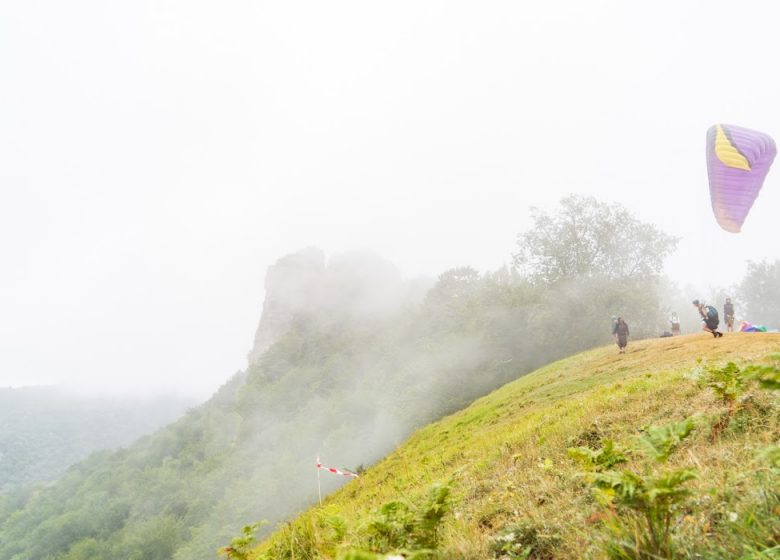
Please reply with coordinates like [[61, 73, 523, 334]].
[[513, 195, 678, 284], [424, 267, 482, 308], [739, 260, 780, 327], [513, 196, 679, 340]]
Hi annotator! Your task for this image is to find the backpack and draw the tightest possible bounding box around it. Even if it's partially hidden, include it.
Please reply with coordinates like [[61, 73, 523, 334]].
[[705, 305, 718, 320]]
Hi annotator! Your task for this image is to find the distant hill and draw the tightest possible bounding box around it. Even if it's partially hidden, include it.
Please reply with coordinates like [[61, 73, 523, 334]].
[[0, 387, 193, 493], [252, 333, 780, 559]]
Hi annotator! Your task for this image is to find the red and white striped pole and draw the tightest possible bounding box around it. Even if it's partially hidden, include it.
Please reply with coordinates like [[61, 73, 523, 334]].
[[316, 456, 359, 505], [317, 457, 359, 478]]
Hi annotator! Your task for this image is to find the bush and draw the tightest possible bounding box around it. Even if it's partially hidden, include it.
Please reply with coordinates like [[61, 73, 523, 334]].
[[570, 419, 698, 559]]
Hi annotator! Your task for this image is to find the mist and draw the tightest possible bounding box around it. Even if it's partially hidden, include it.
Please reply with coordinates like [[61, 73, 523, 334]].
[[3, 226, 780, 557], [4, 1, 780, 399], [0, 386, 194, 494]]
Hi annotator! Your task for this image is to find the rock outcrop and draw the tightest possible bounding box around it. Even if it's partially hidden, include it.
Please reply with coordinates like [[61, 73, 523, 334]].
[[247, 247, 430, 365]]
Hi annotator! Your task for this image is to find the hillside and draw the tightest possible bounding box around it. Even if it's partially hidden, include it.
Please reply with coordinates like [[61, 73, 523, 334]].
[[252, 333, 780, 559], [0, 388, 192, 494]]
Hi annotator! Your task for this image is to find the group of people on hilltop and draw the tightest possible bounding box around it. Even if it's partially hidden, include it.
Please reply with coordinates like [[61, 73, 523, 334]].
[[611, 297, 737, 354]]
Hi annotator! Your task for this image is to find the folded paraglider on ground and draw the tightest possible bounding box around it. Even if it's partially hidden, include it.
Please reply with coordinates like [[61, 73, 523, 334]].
[[739, 321, 775, 333]]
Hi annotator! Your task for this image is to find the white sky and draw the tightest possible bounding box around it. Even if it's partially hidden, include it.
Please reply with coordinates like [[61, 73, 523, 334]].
[[2, 1, 779, 398]]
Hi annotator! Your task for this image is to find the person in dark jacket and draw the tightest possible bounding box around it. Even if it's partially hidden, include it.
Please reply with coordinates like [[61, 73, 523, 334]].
[[723, 298, 735, 332], [612, 317, 630, 353], [693, 299, 723, 338]]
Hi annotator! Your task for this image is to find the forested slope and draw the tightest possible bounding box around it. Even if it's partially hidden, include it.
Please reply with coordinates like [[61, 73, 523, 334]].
[[0, 388, 191, 493]]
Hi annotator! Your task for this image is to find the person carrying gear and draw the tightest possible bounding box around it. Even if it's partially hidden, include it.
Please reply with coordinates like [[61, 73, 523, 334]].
[[693, 299, 723, 338]]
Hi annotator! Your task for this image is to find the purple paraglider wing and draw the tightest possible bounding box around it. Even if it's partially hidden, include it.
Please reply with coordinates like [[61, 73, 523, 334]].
[[706, 124, 776, 233]]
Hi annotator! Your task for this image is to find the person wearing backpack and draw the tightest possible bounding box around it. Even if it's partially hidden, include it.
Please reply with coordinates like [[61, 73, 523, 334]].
[[612, 317, 630, 353], [693, 299, 723, 338], [723, 297, 735, 332]]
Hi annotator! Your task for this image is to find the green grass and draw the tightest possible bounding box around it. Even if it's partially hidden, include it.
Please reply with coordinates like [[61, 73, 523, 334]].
[[249, 333, 780, 559]]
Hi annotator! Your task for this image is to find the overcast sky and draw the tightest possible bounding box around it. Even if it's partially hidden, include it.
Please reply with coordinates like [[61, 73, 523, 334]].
[[2, 1, 779, 398]]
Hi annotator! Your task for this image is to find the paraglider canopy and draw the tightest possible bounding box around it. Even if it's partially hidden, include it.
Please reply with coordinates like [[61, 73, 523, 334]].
[[706, 124, 776, 233]]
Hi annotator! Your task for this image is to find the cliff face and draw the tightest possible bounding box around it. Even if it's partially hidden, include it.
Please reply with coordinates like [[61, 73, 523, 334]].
[[247, 247, 327, 364], [247, 247, 426, 365]]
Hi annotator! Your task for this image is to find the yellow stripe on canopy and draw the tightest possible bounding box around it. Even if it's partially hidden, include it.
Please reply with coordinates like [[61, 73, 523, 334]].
[[715, 124, 751, 170]]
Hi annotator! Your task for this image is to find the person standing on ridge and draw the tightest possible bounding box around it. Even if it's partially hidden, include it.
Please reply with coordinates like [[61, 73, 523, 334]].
[[693, 300, 723, 338], [723, 297, 735, 333], [613, 317, 630, 353], [670, 311, 681, 336]]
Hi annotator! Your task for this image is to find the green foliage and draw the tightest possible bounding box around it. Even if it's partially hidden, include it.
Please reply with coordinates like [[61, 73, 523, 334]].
[[0, 375, 244, 560], [694, 355, 780, 400], [744, 355, 780, 480], [60, 537, 108, 560], [260, 517, 322, 560], [567, 439, 628, 472], [366, 483, 450, 553], [219, 523, 265, 560], [260, 483, 450, 560], [366, 501, 416, 551], [744, 358, 780, 392], [700, 362, 749, 406], [324, 514, 348, 543], [573, 419, 698, 559], [675, 459, 780, 559], [593, 468, 697, 513], [414, 484, 450, 550], [597, 469, 697, 559], [511, 196, 679, 340], [513, 195, 678, 284], [0, 387, 191, 493], [115, 514, 183, 560], [757, 445, 780, 470], [695, 359, 780, 438], [740, 546, 780, 559], [634, 417, 696, 462]]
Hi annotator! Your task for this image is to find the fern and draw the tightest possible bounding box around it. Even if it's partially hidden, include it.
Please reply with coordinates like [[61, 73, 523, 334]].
[[573, 419, 698, 559], [366, 483, 450, 552], [634, 418, 696, 462], [568, 439, 628, 472], [218, 522, 265, 560], [414, 483, 450, 549], [744, 363, 780, 392]]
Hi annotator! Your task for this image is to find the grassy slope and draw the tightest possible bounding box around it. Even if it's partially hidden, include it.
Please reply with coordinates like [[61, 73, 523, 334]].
[[251, 333, 780, 559]]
